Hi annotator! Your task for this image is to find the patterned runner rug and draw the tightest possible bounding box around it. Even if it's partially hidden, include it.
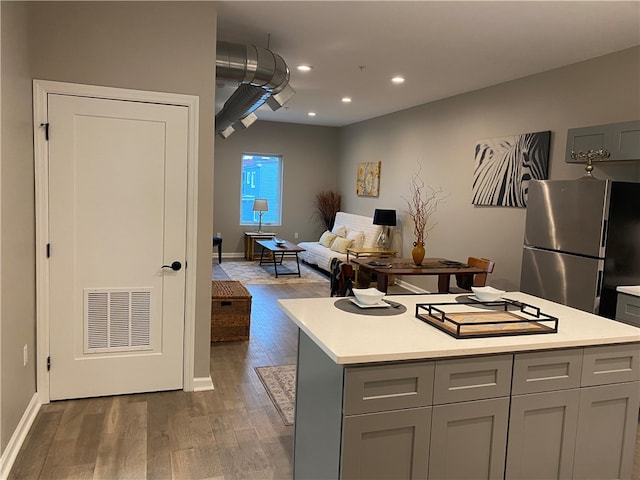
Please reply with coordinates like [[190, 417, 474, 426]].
[[255, 364, 296, 426], [219, 260, 328, 285]]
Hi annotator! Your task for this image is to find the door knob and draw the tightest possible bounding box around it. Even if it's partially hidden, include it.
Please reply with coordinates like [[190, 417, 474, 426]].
[[162, 261, 182, 271]]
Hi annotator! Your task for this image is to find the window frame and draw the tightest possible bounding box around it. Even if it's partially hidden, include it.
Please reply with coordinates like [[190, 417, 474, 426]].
[[239, 152, 283, 228]]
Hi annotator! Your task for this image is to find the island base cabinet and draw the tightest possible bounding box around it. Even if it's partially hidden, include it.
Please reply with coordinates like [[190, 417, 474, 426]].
[[428, 397, 509, 480], [572, 382, 640, 480], [293, 331, 345, 480], [506, 389, 580, 479], [342, 407, 431, 480]]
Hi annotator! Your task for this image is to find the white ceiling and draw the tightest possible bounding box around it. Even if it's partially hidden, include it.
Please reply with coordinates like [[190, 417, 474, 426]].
[[216, 1, 640, 128]]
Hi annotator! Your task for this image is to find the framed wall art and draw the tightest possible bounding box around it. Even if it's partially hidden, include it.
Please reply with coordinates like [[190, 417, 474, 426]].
[[356, 161, 381, 197], [472, 130, 551, 207]]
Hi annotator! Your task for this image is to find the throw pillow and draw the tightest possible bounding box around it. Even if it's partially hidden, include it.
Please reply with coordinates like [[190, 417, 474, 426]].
[[332, 225, 347, 237], [346, 230, 365, 249], [330, 236, 354, 254], [319, 231, 337, 248]]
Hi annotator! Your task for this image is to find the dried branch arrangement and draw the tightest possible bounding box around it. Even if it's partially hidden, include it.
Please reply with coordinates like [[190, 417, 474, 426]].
[[314, 190, 341, 230], [402, 166, 447, 245]]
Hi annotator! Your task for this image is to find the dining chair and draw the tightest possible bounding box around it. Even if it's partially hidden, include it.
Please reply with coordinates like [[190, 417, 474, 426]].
[[452, 256, 495, 292]]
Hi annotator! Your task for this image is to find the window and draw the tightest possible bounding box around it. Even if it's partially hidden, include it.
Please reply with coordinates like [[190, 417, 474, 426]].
[[240, 153, 282, 227]]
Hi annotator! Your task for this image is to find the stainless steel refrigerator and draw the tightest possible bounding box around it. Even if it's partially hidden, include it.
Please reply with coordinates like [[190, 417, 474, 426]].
[[520, 179, 640, 319]]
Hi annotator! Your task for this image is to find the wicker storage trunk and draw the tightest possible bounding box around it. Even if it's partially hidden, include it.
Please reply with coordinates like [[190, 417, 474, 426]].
[[211, 281, 252, 342]]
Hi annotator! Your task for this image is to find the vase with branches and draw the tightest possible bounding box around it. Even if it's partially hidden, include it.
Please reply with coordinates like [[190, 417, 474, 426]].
[[402, 165, 447, 265], [314, 190, 341, 231]]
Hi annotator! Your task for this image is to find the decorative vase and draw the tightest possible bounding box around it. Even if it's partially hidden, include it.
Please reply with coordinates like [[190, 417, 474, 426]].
[[412, 241, 425, 266]]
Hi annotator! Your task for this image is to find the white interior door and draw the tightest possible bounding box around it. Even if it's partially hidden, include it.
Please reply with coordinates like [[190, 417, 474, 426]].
[[47, 93, 188, 400]]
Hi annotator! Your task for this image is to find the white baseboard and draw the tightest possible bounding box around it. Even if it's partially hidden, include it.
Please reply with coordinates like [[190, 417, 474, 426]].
[[396, 279, 429, 294], [0, 393, 41, 480], [211, 252, 244, 261], [192, 376, 214, 391]]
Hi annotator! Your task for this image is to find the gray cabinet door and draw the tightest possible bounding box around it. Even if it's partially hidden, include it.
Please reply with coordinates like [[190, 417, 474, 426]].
[[506, 389, 580, 479], [572, 382, 640, 480], [610, 120, 640, 161], [429, 397, 509, 480], [342, 407, 431, 480], [565, 120, 640, 163]]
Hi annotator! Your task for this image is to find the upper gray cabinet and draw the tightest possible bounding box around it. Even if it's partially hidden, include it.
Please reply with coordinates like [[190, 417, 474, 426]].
[[565, 120, 640, 163]]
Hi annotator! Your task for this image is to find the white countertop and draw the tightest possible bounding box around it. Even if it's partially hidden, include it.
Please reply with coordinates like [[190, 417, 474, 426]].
[[278, 292, 640, 365], [617, 285, 640, 297]]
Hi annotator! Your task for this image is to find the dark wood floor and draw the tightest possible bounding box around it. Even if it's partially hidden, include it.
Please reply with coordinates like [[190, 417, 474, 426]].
[[8, 260, 640, 479], [9, 262, 329, 480]]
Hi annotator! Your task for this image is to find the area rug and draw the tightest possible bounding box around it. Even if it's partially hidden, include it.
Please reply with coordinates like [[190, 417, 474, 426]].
[[219, 260, 328, 285], [255, 364, 296, 426]]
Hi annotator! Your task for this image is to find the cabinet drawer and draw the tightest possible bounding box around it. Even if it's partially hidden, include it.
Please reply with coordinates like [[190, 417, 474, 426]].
[[512, 349, 583, 395], [344, 362, 434, 415], [433, 354, 512, 404], [581, 343, 640, 387], [616, 293, 640, 327]]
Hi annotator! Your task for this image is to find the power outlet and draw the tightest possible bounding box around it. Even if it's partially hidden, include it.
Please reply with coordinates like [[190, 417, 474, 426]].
[[23, 345, 28, 367], [294, 232, 299, 239], [216, 232, 221, 237]]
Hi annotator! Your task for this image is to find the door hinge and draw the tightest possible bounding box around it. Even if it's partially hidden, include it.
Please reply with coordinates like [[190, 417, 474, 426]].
[[46, 243, 51, 258], [47, 356, 51, 371], [40, 123, 50, 141]]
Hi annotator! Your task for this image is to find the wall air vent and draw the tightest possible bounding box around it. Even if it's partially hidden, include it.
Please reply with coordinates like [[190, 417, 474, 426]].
[[84, 288, 152, 353]]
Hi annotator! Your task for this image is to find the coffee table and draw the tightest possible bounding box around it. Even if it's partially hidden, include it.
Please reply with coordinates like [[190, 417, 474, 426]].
[[352, 257, 485, 293], [256, 239, 306, 278]]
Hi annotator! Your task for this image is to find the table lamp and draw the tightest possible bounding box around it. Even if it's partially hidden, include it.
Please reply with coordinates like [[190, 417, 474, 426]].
[[373, 209, 396, 250], [253, 199, 269, 233]]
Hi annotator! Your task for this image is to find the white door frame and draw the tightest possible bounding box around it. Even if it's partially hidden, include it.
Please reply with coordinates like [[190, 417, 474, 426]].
[[33, 80, 199, 403]]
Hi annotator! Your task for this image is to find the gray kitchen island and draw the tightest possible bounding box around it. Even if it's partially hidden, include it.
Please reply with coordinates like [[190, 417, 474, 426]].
[[278, 292, 640, 480]]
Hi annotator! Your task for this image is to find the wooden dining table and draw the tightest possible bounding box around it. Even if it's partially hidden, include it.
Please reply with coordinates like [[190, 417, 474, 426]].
[[351, 257, 486, 293]]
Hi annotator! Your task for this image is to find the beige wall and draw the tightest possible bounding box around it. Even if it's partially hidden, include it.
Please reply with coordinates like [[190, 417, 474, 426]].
[[27, 1, 217, 381], [339, 47, 640, 292], [1, 0, 638, 463], [1, 1, 36, 453], [214, 121, 340, 253], [0, 2, 217, 456]]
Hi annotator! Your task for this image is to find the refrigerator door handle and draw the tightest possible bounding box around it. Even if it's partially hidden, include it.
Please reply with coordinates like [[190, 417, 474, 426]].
[[601, 219, 608, 248], [596, 269, 603, 296]]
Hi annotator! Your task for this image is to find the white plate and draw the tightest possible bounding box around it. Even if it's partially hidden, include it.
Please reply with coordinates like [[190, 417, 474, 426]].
[[349, 298, 389, 309], [468, 295, 503, 302]]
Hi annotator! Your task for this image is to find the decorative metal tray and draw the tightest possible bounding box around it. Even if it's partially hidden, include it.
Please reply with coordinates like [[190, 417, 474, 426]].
[[415, 298, 558, 339]]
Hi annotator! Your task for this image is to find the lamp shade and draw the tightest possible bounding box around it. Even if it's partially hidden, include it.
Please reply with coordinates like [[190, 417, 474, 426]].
[[252, 199, 268, 212], [373, 209, 396, 226]]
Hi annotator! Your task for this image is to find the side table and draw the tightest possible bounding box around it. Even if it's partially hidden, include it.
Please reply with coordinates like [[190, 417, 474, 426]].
[[244, 232, 276, 260], [346, 247, 397, 262], [346, 248, 397, 286]]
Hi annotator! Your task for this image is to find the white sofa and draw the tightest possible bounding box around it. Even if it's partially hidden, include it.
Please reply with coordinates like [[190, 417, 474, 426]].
[[298, 212, 383, 272]]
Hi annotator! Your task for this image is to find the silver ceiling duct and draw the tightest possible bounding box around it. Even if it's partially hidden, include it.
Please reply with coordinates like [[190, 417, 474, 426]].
[[216, 41, 295, 138]]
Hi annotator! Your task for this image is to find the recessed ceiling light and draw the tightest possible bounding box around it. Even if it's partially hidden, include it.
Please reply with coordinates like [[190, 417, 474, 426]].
[[308, 112, 316, 117], [297, 65, 313, 72], [341, 97, 352, 103], [391, 76, 405, 84]]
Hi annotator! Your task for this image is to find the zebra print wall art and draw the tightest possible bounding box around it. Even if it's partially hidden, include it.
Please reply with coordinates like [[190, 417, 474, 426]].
[[472, 130, 550, 207]]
